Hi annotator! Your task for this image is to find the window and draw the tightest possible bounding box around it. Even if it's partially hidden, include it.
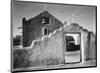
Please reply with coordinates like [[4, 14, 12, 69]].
[[43, 27, 48, 35], [42, 19, 45, 24], [42, 17, 49, 24]]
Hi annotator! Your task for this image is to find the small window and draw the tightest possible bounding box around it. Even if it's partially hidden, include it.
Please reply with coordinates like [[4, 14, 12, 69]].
[[42, 17, 49, 24], [42, 19, 45, 24], [43, 27, 48, 35]]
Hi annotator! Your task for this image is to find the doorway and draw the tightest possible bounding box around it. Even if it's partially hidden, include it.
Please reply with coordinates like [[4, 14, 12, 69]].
[[64, 32, 81, 64]]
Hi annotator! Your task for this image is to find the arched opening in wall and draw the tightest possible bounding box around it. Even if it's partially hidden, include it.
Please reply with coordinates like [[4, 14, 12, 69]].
[[43, 27, 48, 35], [64, 32, 81, 64]]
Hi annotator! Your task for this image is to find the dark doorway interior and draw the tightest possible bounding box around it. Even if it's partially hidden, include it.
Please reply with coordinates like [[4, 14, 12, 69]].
[[66, 36, 80, 51], [43, 27, 48, 35]]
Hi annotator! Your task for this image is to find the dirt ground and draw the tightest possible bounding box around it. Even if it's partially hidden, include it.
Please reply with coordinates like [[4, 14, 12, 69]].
[[64, 50, 81, 63]]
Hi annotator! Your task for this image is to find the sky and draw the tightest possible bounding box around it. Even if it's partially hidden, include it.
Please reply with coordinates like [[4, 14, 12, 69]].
[[12, 1, 96, 37]]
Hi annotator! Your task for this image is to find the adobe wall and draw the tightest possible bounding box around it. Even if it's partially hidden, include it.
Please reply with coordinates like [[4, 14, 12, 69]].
[[28, 30, 65, 67], [63, 23, 96, 61]]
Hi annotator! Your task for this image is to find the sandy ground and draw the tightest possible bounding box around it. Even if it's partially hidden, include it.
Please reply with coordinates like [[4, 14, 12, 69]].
[[64, 50, 81, 63]]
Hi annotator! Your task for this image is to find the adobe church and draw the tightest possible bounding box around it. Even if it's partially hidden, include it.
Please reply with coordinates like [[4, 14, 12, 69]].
[[14, 11, 96, 68], [22, 11, 63, 47]]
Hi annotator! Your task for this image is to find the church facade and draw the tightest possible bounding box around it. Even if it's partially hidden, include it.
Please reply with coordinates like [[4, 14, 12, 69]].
[[22, 11, 63, 47]]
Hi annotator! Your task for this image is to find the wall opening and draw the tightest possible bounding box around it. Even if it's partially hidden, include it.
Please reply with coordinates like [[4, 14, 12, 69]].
[[42, 17, 49, 24], [43, 27, 48, 35], [64, 32, 81, 64]]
